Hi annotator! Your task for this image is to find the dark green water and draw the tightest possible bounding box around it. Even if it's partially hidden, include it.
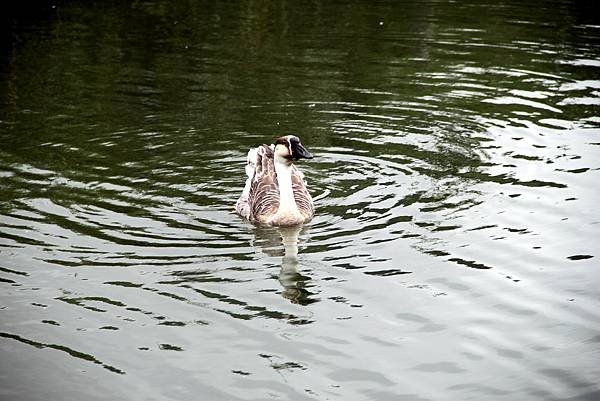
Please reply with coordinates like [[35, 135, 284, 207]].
[[1, 1, 600, 400]]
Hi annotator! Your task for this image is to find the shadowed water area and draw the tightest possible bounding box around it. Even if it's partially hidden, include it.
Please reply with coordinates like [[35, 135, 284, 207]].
[[1, 1, 600, 400]]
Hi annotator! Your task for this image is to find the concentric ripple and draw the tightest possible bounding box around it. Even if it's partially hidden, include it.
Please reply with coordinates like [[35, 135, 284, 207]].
[[2, 1, 600, 400]]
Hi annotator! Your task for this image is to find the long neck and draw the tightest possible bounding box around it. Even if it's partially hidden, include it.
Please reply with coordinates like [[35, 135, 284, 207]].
[[274, 157, 298, 214]]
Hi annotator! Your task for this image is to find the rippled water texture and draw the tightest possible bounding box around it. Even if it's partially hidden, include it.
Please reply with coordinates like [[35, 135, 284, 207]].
[[2, 1, 600, 400]]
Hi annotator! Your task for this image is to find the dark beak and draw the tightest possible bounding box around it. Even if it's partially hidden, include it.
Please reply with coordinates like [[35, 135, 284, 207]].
[[291, 142, 313, 160]]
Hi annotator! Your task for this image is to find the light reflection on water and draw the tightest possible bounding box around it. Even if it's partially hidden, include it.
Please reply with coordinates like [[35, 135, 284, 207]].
[[2, 1, 600, 400]]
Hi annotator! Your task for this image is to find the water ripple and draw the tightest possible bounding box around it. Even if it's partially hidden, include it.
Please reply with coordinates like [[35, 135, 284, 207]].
[[2, 2, 600, 400]]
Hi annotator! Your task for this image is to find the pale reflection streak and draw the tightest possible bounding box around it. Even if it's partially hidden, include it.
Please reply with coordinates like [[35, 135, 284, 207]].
[[253, 225, 316, 305]]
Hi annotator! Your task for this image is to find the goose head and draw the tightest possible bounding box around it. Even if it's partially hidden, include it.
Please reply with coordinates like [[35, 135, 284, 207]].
[[274, 135, 313, 163]]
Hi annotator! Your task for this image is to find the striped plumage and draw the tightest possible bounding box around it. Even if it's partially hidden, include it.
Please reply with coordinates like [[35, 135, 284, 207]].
[[236, 136, 314, 226]]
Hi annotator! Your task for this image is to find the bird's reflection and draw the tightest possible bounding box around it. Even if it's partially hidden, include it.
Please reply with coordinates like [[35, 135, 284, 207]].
[[252, 225, 318, 305]]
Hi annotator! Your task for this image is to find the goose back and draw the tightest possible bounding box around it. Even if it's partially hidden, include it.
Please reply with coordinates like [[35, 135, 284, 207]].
[[249, 145, 279, 222]]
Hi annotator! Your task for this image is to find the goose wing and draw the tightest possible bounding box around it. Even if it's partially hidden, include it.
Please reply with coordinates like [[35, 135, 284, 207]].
[[291, 165, 314, 218], [249, 145, 280, 221]]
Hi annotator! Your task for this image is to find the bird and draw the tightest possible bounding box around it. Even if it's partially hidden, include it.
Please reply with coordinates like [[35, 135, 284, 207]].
[[235, 135, 314, 226]]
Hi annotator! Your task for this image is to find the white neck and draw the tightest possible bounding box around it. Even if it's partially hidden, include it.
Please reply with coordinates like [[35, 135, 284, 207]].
[[274, 156, 299, 215]]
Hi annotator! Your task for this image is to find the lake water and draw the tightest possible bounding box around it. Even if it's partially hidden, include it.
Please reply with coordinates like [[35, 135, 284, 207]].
[[1, 1, 600, 400]]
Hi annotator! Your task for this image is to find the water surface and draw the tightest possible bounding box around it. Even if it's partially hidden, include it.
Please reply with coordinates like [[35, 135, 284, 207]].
[[1, 1, 600, 400]]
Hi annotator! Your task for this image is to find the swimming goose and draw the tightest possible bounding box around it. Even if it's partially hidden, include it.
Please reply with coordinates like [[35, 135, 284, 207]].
[[236, 135, 314, 226]]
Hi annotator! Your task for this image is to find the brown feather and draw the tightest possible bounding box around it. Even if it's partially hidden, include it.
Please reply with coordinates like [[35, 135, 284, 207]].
[[291, 166, 314, 218], [249, 145, 280, 222]]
